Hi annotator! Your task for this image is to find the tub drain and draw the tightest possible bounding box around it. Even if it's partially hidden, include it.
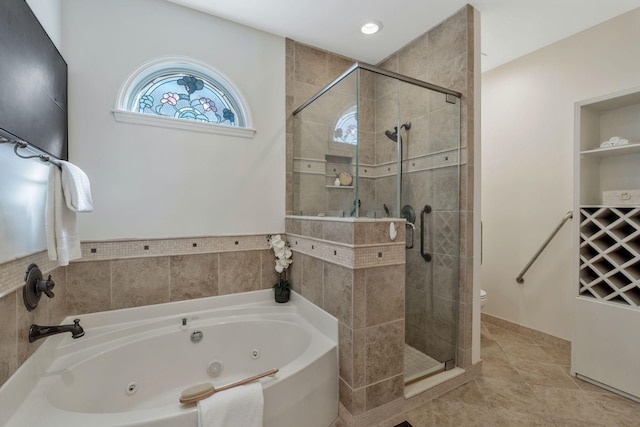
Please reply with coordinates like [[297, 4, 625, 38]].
[[250, 349, 260, 360], [125, 381, 139, 396]]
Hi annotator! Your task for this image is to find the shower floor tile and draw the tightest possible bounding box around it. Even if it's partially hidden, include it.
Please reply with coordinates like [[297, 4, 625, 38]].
[[404, 344, 443, 383]]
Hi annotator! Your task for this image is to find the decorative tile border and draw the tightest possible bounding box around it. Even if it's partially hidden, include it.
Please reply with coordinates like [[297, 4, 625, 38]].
[[79, 234, 272, 261], [0, 234, 274, 298], [287, 233, 405, 269], [295, 147, 466, 181], [293, 157, 326, 175], [0, 250, 59, 298]]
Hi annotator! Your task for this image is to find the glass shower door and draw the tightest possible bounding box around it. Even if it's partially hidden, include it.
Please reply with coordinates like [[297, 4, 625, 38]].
[[399, 80, 461, 383]]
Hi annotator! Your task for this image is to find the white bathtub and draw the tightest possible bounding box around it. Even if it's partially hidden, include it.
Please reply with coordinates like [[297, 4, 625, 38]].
[[0, 290, 338, 427]]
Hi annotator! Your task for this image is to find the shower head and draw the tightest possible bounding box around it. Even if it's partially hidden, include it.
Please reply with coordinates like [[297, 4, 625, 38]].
[[384, 122, 411, 143], [384, 129, 399, 142]]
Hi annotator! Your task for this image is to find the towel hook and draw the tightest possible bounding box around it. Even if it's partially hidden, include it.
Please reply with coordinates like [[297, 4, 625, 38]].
[[1, 136, 61, 167], [13, 141, 51, 163]]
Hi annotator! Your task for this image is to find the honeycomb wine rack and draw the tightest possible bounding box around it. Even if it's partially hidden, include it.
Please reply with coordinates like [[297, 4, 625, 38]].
[[579, 206, 640, 307]]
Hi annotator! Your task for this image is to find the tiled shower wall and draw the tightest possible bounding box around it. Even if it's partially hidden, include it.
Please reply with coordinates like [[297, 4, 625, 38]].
[[377, 5, 476, 369], [286, 4, 477, 423], [0, 234, 279, 387], [285, 217, 406, 416]]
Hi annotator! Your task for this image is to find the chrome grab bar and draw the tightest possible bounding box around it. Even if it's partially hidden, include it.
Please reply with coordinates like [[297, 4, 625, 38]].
[[406, 222, 415, 249], [516, 210, 573, 284], [420, 205, 432, 262]]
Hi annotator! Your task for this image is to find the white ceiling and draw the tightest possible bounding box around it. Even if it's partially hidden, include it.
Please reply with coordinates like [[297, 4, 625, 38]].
[[167, 0, 640, 72]]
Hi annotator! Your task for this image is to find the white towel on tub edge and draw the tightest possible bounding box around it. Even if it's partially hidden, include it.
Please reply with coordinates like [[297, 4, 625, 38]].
[[197, 381, 264, 427]]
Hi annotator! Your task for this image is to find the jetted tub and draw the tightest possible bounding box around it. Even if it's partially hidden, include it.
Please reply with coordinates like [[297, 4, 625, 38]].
[[0, 290, 338, 427]]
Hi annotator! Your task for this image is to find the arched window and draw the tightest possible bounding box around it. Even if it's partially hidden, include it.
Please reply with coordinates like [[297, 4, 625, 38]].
[[333, 105, 357, 144], [113, 58, 254, 138]]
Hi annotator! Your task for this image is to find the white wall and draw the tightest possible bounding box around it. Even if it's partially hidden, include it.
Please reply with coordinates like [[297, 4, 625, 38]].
[[62, 0, 285, 241], [26, 0, 62, 50], [482, 7, 640, 339]]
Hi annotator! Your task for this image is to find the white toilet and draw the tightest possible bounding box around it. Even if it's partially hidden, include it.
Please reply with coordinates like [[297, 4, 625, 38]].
[[480, 289, 487, 310]]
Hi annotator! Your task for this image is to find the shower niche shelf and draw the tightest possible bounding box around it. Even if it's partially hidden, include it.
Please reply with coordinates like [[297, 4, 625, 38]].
[[325, 185, 354, 189]]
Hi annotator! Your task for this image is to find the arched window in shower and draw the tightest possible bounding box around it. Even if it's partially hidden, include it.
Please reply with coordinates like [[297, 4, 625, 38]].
[[333, 105, 357, 144]]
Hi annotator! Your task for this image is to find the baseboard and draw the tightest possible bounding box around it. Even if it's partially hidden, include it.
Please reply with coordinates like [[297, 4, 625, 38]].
[[481, 313, 570, 350]]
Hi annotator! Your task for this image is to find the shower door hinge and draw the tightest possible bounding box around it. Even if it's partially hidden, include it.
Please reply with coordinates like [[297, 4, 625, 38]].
[[444, 359, 455, 370], [445, 94, 457, 104]]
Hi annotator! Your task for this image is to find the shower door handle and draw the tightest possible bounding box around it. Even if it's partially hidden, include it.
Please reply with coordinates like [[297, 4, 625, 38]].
[[420, 205, 432, 262], [405, 223, 415, 249]]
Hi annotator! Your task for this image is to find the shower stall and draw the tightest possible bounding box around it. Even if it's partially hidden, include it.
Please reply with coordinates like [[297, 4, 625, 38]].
[[292, 63, 461, 384]]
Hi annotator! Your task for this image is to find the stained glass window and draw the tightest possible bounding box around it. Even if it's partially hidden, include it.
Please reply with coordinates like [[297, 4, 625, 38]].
[[130, 72, 244, 127], [333, 106, 357, 144]]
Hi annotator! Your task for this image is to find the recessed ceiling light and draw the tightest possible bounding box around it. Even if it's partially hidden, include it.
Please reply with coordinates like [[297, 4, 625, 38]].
[[361, 20, 382, 35]]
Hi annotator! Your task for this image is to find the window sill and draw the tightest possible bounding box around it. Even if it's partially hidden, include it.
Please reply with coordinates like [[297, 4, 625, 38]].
[[112, 110, 256, 139]]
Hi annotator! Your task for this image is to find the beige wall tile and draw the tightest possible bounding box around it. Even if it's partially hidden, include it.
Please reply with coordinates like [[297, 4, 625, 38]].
[[0, 291, 17, 386], [353, 328, 366, 389], [48, 266, 67, 325], [301, 219, 324, 239], [301, 255, 323, 307], [365, 374, 404, 410], [339, 379, 366, 417], [218, 251, 262, 295], [324, 263, 353, 327], [294, 43, 329, 86], [352, 269, 366, 330], [261, 250, 281, 290], [406, 323, 427, 354], [339, 323, 353, 386], [365, 265, 405, 326], [67, 261, 112, 315], [169, 254, 218, 301], [397, 33, 430, 78], [323, 221, 354, 245], [339, 378, 354, 414], [17, 289, 49, 365], [365, 320, 404, 384], [287, 250, 303, 293], [112, 257, 170, 310], [285, 218, 302, 235]]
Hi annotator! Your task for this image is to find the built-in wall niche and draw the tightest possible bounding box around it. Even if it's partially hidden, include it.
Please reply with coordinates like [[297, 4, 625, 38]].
[[325, 155, 354, 188], [577, 89, 640, 205], [324, 154, 355, 217]]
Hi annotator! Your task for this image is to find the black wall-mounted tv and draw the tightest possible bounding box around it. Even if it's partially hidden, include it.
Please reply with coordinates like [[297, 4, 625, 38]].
[[0, 0, 68, 160]]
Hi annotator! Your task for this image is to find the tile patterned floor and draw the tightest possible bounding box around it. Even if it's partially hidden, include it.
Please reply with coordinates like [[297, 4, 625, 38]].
[[404, 344, 443, 382], [375, 322, 640, 426]]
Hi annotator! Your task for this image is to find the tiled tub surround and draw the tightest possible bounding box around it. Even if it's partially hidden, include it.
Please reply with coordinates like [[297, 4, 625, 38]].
[[0, 233, 280, 388]]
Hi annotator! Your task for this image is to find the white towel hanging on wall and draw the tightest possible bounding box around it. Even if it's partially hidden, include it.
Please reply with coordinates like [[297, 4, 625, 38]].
[[45, 160, 93, 265], [46, 164, 81, 266], [60, 160, 94, 212]]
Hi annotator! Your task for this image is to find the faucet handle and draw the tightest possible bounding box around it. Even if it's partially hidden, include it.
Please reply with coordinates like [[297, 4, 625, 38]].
[[36, 275, 55, 298]]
